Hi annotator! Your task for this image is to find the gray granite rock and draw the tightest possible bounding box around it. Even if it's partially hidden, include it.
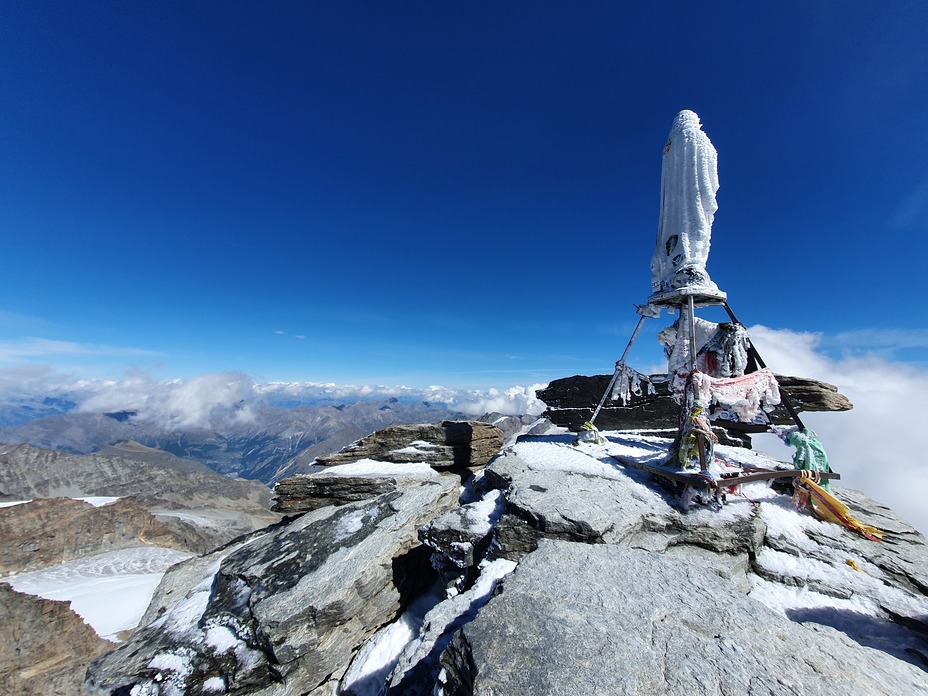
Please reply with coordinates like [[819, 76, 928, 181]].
[[639, 506, 767, 555], [85, 432, 928, 696], [136, 521, 282, 629], [439, 541, 928, 695], [492, 467, 660, 557], [483, 445, 766, 561], [475, 436, 928, 678], [419, 489, 504, 571], [385, 560, 515, 695], [751, 487, 928, 661], [813, 487, 928, 595], [86, 476, 459, 695]]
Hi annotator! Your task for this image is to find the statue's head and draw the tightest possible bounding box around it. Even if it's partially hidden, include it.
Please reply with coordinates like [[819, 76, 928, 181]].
[[673, 110, 701, 131]]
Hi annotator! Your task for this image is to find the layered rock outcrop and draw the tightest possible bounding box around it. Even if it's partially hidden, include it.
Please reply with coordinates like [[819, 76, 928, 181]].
[[87, 473, 459, 695], [537, 372, 852, 433], [315, 420, 502, 470], [273, 420, 504, 513]]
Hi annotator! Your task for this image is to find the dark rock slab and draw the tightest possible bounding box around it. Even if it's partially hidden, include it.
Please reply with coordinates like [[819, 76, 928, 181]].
[[538, 372, 852, 433], [775, 374, 854, 413], [272, 474, 398, 513], [316, 421, 502, 470]]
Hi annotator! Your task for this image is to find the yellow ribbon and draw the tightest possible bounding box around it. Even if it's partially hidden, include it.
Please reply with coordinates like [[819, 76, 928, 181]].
[[796, 477, 883, 542]]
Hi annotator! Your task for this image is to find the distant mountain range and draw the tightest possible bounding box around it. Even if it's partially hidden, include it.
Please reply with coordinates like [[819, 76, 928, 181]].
[[0, 398, 531, 485], [0, 395, 78, 427]]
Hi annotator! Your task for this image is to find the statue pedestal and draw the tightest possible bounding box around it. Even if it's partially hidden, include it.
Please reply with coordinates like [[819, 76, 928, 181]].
[[647, 286, 727, 309]]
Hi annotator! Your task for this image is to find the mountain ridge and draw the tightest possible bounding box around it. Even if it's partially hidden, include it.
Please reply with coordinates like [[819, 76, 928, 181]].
[[0, 399, 469, 484]]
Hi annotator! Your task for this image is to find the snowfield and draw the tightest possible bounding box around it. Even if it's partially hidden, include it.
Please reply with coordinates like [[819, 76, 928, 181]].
[[0, 495, 121, 509], [4, 546, 192, 641]]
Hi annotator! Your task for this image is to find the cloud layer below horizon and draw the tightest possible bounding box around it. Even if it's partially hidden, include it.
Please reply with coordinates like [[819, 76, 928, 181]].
[[747, 325, 928, 535], [0, 366, 549, 429]]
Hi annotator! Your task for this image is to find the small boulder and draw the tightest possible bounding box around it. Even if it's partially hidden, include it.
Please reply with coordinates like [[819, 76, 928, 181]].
[[419, 489, 505, 572], [315, 421, 502, 471]]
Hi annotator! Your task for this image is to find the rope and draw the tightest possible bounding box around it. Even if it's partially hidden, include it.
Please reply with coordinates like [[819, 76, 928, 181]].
[[796, 469, 821, 485]]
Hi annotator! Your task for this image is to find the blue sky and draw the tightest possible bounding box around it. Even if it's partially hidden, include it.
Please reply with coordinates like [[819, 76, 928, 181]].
[[1, 2, 927, 389]]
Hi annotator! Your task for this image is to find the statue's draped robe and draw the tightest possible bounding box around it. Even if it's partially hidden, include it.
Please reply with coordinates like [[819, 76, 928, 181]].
[[650, 110, 720, 294]]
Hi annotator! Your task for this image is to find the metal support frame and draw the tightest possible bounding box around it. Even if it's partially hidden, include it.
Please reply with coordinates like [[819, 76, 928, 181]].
[[586, 294, 805, 465]]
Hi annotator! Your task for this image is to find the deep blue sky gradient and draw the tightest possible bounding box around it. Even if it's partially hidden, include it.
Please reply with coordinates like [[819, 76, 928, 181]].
[[1, 2, 927, 387]]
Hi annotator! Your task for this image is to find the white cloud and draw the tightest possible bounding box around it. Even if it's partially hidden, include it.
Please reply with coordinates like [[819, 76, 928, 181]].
[[444, 385, 548, 417], [824, 328, 928, 355], [0, 368, 549, 430], [255, 381, 419, 401], [0, 337, 161, 362], [77, 371, 257, 430], [748, 325, 928, 535], [0, 364, 78, 394], [253, 381, 548, 416]]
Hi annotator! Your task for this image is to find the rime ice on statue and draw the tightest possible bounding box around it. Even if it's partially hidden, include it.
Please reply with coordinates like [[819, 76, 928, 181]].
[[649, 109, 725, 306], [567, 109, 882, 540]]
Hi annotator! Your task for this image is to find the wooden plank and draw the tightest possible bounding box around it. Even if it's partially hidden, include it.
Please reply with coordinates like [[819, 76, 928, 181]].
[[611, 455, 716, 488], [717, 469, 840, 487], [610, 454, 840, 490]]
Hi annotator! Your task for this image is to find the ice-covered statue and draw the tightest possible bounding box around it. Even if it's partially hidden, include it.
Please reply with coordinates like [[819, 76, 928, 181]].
[[650, 110, 721, 298]]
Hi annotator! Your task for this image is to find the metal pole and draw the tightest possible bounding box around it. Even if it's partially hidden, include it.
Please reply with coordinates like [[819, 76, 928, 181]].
[[687, 295, 697, 371], [589, 313, 648, 425], [684, 295, 709, 470]]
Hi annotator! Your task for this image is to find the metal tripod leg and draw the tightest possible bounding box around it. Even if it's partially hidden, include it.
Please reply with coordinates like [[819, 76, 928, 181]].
[[722, 301, 806, 431], [588, 314, 648, 425]]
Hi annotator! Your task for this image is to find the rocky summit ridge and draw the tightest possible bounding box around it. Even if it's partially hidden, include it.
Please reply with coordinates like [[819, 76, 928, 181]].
[[82, 420, 928, 695]]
